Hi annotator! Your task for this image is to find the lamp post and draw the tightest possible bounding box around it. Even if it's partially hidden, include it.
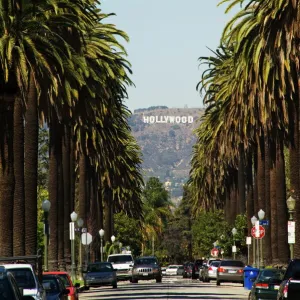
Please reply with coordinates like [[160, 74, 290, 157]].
[[77, 218, 84, 279], [232, 228, 237, 260], [42, 200, 51, 272], [251, 216, 257, 267], [287, 196, 296, 260], [111, 235, 116, 254], [99, 229, 104, 261], [258, 209, 265, 267], [70, 211, 78, 282]]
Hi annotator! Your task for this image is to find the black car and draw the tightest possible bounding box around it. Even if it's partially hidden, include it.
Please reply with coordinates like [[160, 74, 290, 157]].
[[42, 275, 69, 300], [192, 259, 204, 279], [183, 262, 193, 278], [131, 256, 162, 283]]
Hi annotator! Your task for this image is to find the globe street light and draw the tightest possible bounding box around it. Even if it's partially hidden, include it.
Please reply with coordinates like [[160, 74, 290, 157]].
[[41, 200, 51, 272], [287, 196, 296, 260], [111, 235, 116, 254], [251, 216, 258, 267], [258, 209, 265, 267], [99, 229, 105, 261], [232, 228, 237, 260], [77, 218, 84, 279], [70, 211, 78, 282]]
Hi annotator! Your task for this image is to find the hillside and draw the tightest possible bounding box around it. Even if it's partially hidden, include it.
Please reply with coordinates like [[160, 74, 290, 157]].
[[128, 107, 205, 205]]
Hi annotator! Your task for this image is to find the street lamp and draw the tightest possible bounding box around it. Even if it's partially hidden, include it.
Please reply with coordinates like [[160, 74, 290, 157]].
[[77, 218, 83, 279], [251, 216, 258, 267], [258, 209, 265, 267], [42, 200, 51, 272], [70, 211, 78, 282], [287, 196, 296, 260], [99, 229, 105, 261], [232, 228, 237, 260], [111, 235, 116, 254]]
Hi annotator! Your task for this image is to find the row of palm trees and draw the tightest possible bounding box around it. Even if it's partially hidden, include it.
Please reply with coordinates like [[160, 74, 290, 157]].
[[189, 0, 300, 265], [0, 0, 143, 270]]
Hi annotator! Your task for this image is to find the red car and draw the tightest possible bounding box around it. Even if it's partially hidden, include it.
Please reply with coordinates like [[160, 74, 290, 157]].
[[43, 271, 80, 300]]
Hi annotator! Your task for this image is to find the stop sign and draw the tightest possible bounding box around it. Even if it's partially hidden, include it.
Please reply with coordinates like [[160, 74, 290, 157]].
[[81, 232, 93, 245], [211, 247, 219, 257], [251, 226, 265, 239]]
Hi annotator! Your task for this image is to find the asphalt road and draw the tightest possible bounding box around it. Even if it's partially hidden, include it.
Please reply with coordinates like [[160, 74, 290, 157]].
[[79, 276, 250, 299]]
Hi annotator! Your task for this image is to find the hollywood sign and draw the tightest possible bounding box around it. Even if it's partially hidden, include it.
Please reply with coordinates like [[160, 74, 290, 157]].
[[143, 116, 194, 124]]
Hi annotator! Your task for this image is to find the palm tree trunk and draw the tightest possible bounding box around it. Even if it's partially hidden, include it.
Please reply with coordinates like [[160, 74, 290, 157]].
[[63, 126, 71, 270], [0, 98, 15, 256], [13, 96, 25, 255], [24, 74, 38, 255], [238, 143, 246, 214], [246, 153, 254, 235], [276, 140, 289, 264], [253, 147, 259, 214], [264, 138, 272, 265], [49, 119, 59, 270], [104, 187, 113, 241], [257, 135, 265, 212], [57, 129, 64, 270], [78, 154, 87, 221], [70, 131, 75, 213]]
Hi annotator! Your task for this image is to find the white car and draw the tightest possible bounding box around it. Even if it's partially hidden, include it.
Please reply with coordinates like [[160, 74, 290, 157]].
[[166, 265, 180, 276], [1, 263, 46, 299], [107, 253, 134, 280]]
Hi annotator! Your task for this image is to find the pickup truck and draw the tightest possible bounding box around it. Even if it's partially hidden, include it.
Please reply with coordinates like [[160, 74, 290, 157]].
[[277, 259, 300, 299]]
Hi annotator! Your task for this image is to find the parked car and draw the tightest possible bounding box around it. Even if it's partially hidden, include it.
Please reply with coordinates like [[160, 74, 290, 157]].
[[131, 256, 162, 283], [84, 262, 117, 289], [183, 262, 193, 278], [166, 265, 180, 276], [2, 264, 46, 300], [43, 272, 79, 300], [192, 259, 204, 279], [107, 253, 134, 281], [42, 274, 69, 300], [249, 268, 284, 300], [177, 265, 184, 276], [0, 265, 31, 300], [201, 260, 221, 282], [216, 260, 245, 286], [277, 258, 300, 299]]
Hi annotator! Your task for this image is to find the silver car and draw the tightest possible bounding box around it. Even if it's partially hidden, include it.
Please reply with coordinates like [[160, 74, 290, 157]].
[[202, 260, 221, 282], [84, 262, 117, 289], [216, 260, 245, 286]]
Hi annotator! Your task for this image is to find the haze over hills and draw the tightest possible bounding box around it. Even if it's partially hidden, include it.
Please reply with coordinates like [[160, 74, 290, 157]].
[[128, 106, 205, 205]]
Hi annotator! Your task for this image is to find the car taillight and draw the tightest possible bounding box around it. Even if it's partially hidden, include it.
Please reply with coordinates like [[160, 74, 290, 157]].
[[218, 267, 225, 273], [208, 267, 213, 271], [255, 283, 269, 289], [238, 269, 244, 274], [283, 282, 289, 298]]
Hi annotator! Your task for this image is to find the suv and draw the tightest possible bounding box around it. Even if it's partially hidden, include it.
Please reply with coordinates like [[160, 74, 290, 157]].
[[131, 256, 162, 283], [2, 264, 46, 300], [0, 266, 24, 299], [277, 259, 300, 299], [107, 253, 134, 280], [192, 259, 204, 279]]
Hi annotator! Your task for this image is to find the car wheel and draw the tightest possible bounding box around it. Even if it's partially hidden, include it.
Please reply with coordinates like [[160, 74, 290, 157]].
[[207, 278, 210, 283], [132, 278, 138, 283], [248, 292, 251, 300], [156, 277, 162, 283], [112, 282, 117, 289], [85, 286, 90, 291], [216, 280, 221, 286]]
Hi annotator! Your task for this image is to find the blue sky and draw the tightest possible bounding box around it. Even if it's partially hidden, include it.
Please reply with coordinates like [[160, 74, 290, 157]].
[[101, 0, 238, 112]]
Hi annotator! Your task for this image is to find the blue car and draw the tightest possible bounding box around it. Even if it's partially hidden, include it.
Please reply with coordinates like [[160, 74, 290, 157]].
[[42, 275, 69, 300]]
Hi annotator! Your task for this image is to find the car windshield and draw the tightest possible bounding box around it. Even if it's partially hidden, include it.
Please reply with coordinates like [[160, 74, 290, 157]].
[[9, 269, 36, 289], [259, 269, 284, 280], [58, 274, 71, 287], [42, 277, 59, 293], [0, 278, 16, 299], [87, 263, 113, 272], [135, 258, 157, 265], [211, 261, 221, 267], [221, 261, 245, 267], [108, 255, 133, 264], [168, 266, 178, 269]]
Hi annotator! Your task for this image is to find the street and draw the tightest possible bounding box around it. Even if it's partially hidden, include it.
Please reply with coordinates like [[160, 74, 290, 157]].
[[79, 276, 250, 299]]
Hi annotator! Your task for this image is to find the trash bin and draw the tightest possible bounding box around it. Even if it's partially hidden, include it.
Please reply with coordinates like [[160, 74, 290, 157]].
[[244, 266, 259, 290]]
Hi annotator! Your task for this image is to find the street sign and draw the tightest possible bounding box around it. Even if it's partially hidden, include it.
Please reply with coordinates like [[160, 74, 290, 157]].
[[246, 237, 252, 245], [210, 247, 219, 257], [288, 221, 295, 244], [288, 221, 295, 233], [81, 232, 93, 245], [232, 246, 237, 253], [251, 226, 265, 239], [82, 228, 87, 233], [259, 220, 269, 226]]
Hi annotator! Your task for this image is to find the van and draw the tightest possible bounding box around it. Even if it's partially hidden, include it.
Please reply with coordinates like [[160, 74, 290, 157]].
[[107, 253, 134, 280]]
